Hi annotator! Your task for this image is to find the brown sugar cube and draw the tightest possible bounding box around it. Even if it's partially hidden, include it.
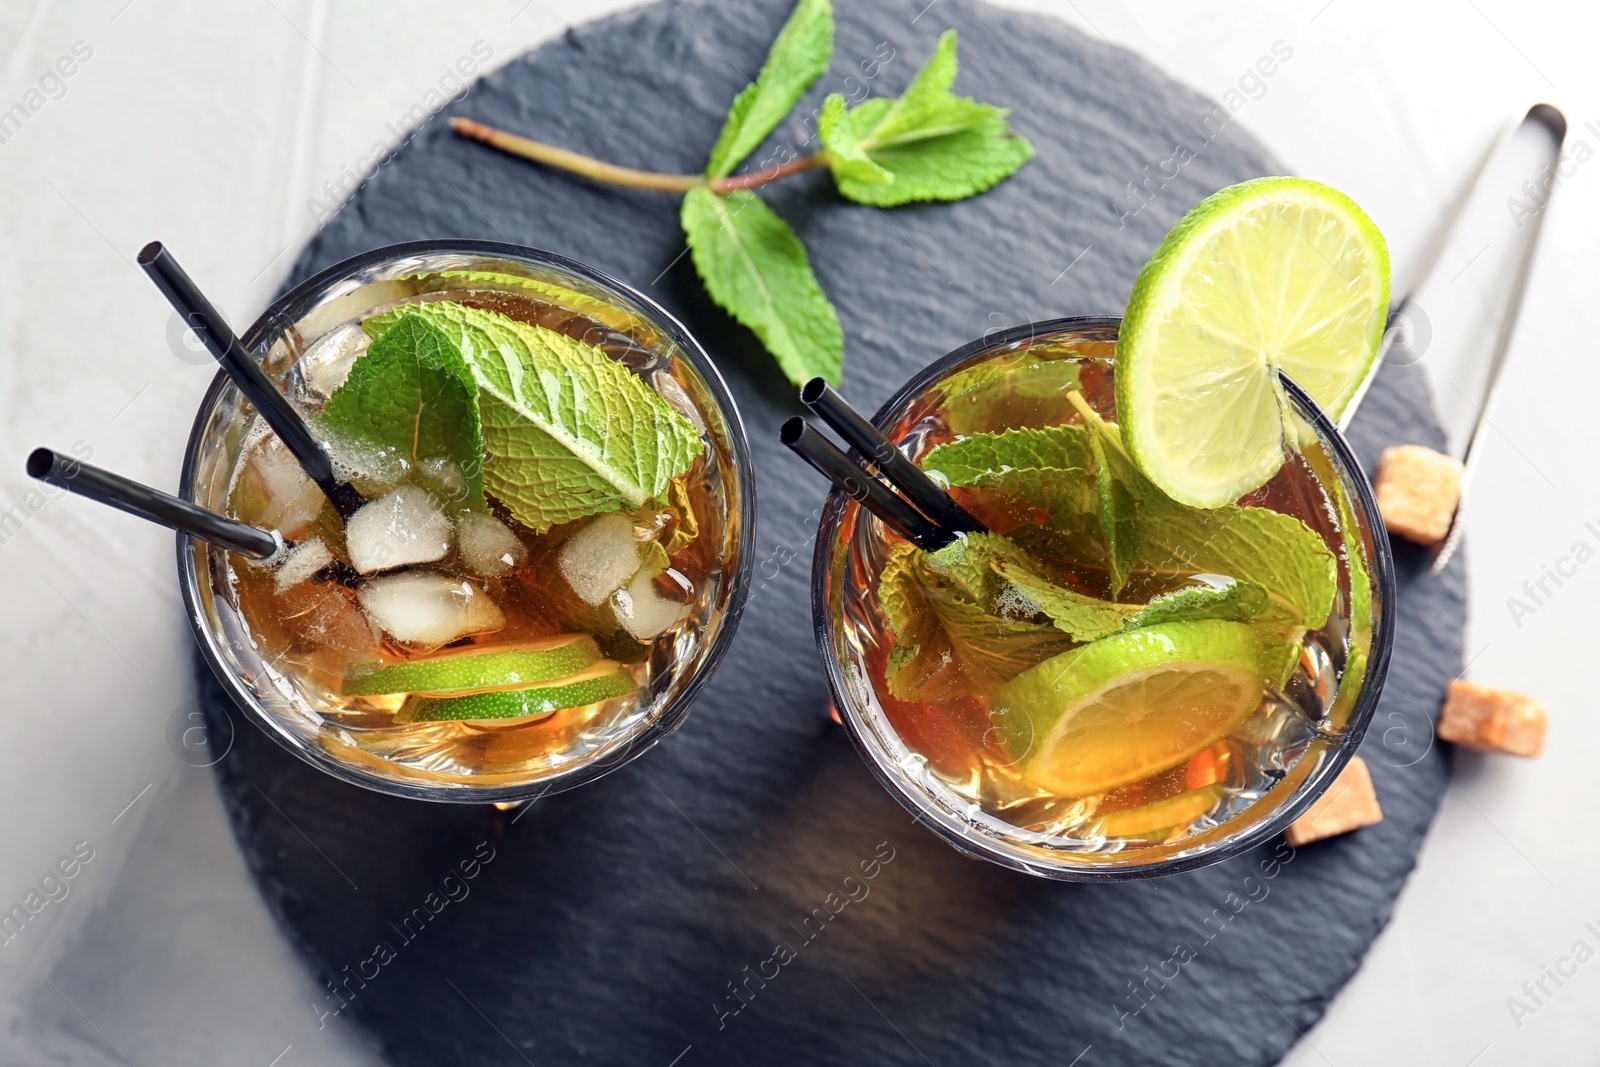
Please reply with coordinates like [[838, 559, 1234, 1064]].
[[1285, 757, 1383, 847], [1437, 680, 1547, 757], [1373, 445, 1464, 545]]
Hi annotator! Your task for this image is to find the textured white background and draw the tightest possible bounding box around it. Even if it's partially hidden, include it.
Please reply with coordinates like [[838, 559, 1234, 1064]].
[[0, 1, 1594, 1064]]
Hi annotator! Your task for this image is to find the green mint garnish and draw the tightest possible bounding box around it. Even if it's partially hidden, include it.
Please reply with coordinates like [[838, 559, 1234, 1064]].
[[422, 270, 648, 339], [448, 2, 1033, 387], [1133, 505, 1336, 632], [989, 556, 1140, 641], [922, 425, 1099, 535], [816, 96, 893, 188], [681, 187, 844, 386], [818, 31, 1034, 207], [921, 529, 1036, 604], [996, 559, 1271, 641], [1088, 431, 1138, 598], [322, 312, 485, 510], [880, 540, 1073, 701], [1062, 392, 1148, 598], [880, 522, 1285, 697], [923, 425, 1093, 484], [363, 302, 703, 533], [938, 355, 1082, 435], [927, 531, 1271, 644], [703, 0, 834, 180], [1127, 580, 1272, 629], [917, 420, 1337, 632]]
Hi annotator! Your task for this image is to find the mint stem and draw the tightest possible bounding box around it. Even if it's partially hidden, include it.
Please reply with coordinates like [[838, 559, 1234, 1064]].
[[716, 154, 822, 191], [1064, 389, 1133, 459], [451, 117, 822, 194]]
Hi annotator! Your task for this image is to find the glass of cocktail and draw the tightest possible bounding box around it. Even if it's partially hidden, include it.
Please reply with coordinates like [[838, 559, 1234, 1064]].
[[180, 241, 753, 802], [812, 317, 1394, 878]]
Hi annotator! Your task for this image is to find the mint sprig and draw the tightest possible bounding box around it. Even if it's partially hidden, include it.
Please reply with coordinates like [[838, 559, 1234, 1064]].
[[917, 420, 1338, 630], [363, 302, 703, 532], [451, 2, 1033, 386]]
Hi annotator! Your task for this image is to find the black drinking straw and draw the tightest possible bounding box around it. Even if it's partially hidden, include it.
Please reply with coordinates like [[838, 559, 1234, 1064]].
[[779, 418, 954, 551], [800, 377, 986, 537], [28, 448, 280, 559], [137, 241, 365, 520]]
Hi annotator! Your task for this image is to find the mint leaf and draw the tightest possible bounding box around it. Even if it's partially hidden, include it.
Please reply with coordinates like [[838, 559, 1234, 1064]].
[[935, 530, 1272, 642], [864, 29, 997, 144], [1067, 402, 1151, 598], [422, 270, 650, 340], [990, 557, 1138, 641], [322, 312, 485, 510], [1134, 505, 1337, 631], [681, 187, 844, 385], [1324, 458, 1375, 723], [916, 523, 1278, 647], [704, 0, 833, 179], [880, 541, 1073, 701], [922, 530, 1036, 605], [819, 31, 1033, 207], [922, 425, 1093, 484], [365, 302, 703, 532], [828, 107, 1032, 207], [938, 354, 1081, 435], [1089, 432, 1138, 598], [816, 94, 892, 187], [921, 426, 1099, 530], [1130, 579, 1271, 629], [918, 418, 1334, 629]]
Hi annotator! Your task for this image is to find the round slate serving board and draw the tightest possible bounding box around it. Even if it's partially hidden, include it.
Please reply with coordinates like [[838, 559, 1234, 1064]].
[[199, 2, 1466, 1063]]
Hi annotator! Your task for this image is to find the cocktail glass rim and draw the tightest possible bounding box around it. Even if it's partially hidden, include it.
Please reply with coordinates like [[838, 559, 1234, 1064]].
[[178, 238, 757, 803], [810, 315, 1397, 880]]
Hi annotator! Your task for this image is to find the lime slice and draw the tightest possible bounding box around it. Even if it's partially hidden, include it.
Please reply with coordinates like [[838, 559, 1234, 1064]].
[[1094, 783, 1225, 839], [1116, 177, 1389, 507], [343, 635, 603, 697], [992, 620, 1271, 796], [395, 660, 637, 723]]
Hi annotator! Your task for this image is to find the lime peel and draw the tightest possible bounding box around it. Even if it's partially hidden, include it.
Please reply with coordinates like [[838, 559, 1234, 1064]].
[[343, 635, 603, 697], [396, 660, 637, 723]]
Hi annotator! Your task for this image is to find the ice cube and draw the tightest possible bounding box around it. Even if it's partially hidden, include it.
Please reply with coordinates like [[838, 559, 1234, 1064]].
[[274, 537, 332, 593], [358, 572, 505, 648], [295, 322, 370, 404], [559, 512, 641, 605], [321, 428, 409, 496], [611, 571, 687, 641], [416, 455, 468, 506], [246, 433, 325, 539], [346, 486, 454, 575], [277, 582, 379, 659], [458, 513, 526, 576]]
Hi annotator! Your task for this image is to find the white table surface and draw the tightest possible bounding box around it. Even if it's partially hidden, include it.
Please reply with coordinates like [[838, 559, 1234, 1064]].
[[1, 1, 1594, 1063]]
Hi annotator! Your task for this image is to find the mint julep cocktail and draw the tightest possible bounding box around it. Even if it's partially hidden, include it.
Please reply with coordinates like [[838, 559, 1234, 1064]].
[[183, 245, 751, 800]]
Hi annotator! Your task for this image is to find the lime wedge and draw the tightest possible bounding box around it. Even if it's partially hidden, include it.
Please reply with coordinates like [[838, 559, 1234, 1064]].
[[1116, 177, 1389, 507], [992, 620, 1271, 796], [344, 635, 602, 697], [395, 660, 637, 723]]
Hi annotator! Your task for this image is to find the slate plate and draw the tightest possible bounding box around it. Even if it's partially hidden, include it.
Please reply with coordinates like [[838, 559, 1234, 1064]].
[[199, 1, 1465, 1063]]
